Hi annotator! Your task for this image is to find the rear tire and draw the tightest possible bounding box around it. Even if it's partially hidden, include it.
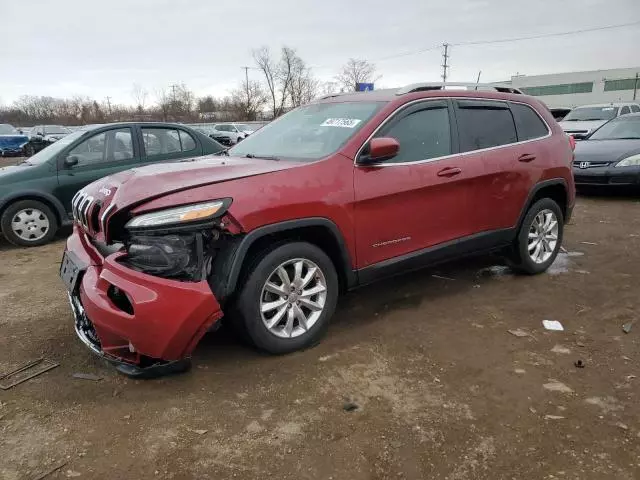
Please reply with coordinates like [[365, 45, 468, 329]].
[[1, 199, 58, 247], [510, 198, 564, 275], [234, 242, 338, 354]]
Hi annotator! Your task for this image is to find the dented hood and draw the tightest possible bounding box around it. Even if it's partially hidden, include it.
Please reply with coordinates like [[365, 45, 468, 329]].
[[85, 155, 302, 214]]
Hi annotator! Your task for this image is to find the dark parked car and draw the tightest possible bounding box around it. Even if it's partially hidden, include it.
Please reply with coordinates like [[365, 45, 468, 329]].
[[0, 124, 29, 157], [25, 125, 73, 156], [60, 83, 575, 376], [573, 112, 640, 187], [0, 122, 224, 246], [188, 124, 233, 147]]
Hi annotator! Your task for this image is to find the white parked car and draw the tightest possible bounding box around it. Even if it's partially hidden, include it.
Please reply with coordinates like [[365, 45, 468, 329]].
[[559, 102, 640, 139], [211, 123, 255, 144]]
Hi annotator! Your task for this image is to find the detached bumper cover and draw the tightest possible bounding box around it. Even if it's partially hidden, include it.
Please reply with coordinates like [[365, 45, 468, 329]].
[[573, 166, 640, 186], [64, 227, 223, 368]]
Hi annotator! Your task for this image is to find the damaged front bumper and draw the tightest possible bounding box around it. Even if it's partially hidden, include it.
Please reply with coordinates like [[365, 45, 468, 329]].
[[62, 226, 224, 377]]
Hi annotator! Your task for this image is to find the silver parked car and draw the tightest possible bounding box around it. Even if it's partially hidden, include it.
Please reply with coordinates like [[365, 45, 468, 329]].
[[559, 102, 640, 139]]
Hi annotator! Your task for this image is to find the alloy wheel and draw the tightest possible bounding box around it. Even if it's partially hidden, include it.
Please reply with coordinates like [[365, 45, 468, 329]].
[[527, 209, 558, 264], [260, 258, 327, 338]]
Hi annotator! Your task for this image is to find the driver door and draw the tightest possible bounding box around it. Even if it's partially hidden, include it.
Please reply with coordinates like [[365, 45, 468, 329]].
[[354, 99, 475, 269], [54, 127, 141, 215]]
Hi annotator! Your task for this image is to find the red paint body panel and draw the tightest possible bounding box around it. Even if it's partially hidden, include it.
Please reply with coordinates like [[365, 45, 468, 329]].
[[67, 226, 222, 363]]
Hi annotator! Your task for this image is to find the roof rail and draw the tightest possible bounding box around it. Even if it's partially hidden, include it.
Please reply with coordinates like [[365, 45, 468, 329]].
[[396, 82, 524, 95]]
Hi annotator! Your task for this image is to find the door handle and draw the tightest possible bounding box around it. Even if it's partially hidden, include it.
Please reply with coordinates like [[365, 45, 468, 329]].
[[518, 153, 536, 162], [437, 167, 462, 177]]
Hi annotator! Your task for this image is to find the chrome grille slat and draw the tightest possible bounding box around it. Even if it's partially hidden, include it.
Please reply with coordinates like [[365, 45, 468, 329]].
[[100, 203, 116, 233], [573, 160, 611, 169]]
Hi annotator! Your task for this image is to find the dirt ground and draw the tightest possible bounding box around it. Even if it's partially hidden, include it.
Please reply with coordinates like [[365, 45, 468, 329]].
[[1, 194, 639, 480]]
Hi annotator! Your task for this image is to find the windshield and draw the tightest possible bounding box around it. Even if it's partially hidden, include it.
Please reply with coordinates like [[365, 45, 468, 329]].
[[589, 116, 640, 140], [24, 130, 86, 164], [44, 125, 71, 135], [0, 124, 19, 135], [235, 124, 252, 131], [564, 106, 618, 121], [228, 102, 384, 161]]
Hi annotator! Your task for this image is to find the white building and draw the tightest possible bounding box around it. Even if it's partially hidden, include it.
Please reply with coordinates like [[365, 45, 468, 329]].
[[495, 67, 640, 108]]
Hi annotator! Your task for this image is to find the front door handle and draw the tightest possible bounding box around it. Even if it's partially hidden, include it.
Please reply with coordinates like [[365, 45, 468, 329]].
[[437, 167, 462, 177], [518, 153, 536, 162]]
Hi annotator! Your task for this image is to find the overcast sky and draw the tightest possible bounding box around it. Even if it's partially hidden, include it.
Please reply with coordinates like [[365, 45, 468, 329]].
[[1, 0, 639, 106]]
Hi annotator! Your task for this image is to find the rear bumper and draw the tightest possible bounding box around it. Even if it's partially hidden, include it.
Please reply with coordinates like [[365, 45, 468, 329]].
[[573, 166, 640, 186], [64, 226, 223, 368]]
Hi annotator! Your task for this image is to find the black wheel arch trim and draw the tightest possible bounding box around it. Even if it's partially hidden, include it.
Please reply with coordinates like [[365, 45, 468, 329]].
[[222, 217, 357, 299], [0, 191, 67, 225], [516, 178, 569, 231]]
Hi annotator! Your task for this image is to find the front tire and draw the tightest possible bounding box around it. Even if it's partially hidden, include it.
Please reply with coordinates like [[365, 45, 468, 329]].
[[24, 143, 36, 157], [1, 200, 58, 247], [511, 198, 564, 274], [234, 242, 338, 354]]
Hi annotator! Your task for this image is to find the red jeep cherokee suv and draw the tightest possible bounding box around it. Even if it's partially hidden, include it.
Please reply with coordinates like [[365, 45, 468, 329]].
[[60, 83, 575, 376]]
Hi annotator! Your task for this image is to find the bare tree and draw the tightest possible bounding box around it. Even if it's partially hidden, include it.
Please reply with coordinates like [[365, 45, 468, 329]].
[[131, 83, 148, 112], [320, 81, 340, 96], [253, 47, 280, 118], [336, 58, 378, 92], [155, 88, 171, 121], [289, 56, 319, 107], [231, 79, 268, 120], [253, 46, 312, 118]]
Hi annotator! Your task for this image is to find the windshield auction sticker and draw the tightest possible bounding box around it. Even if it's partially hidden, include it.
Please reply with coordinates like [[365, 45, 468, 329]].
[[320, 118, 362, 128]]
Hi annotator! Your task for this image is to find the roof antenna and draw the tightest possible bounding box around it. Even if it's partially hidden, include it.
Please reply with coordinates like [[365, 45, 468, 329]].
[[475, 71, 482, 90]]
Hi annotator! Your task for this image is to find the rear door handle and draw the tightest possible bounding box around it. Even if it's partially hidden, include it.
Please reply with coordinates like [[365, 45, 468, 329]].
[[518, 153, 536, 162], [437, 167, 462, 177]]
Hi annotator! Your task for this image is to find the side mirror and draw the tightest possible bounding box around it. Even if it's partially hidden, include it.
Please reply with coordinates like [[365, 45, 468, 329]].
[[64, 155, 79, 168], [358, 137, 400, 165]]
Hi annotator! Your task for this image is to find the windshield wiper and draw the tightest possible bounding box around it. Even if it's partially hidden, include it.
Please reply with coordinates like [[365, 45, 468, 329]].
[[244, 153, 280, 161]]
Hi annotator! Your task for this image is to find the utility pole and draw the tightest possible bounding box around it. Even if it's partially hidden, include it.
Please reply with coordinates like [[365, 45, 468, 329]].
[[441, 43, 450, 84], [475, 70, 482, 89], [169, 84, 179, 102], [242, 66, 250, 118], [105, 96, 112, 116], [633, 72, 639, 101]]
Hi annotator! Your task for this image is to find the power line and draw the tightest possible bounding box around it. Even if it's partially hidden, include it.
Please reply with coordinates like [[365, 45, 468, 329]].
[[451, 20, 640, 46], [311, 20, 640, 70]]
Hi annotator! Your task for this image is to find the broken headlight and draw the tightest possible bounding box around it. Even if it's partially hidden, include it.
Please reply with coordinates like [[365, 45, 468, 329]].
[[121, 233, 202, 281]]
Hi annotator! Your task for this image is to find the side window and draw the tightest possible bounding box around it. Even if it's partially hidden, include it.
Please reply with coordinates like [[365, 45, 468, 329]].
[[510, 103, 549, 141], [142, 128, 182, 157], [68, 132, 107, 166], [620, 106, 631, 115], [455, 100, 517, 152], [141, 128, 196, 156], [630, 105, 640, 113], [179, 130, 197, 151], [110, 129, 134, 160], [375, 102, 451, 163]]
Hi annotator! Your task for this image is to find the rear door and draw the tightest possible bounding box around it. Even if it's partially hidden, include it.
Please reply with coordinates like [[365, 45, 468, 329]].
[[54, 126, 141, 213], [139, 126, 202, 164], [453, 99, 549, 232], [354, 99, 477, 268]]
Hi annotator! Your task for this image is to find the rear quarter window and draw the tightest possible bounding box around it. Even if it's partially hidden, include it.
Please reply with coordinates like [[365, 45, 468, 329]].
[[455, 100, 517, 152], [510, 103, 549, 141]]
